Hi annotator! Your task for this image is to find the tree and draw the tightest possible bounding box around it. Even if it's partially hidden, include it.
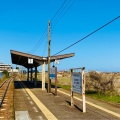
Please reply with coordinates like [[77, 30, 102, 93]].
[[2, 70, 9, 78]]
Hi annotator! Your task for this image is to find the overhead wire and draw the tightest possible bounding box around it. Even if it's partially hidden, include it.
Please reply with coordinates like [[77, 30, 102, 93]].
[[49, 0, 76, 57], [51, 0, 66, 22], [41, 0, 69, 56], [29, 0, 76, 55], [29, 26, 48, 53], [52, 0, 76, 27], [51, 0, 71, 25], [52, 16, 120, 56], [29, 0, 67, 55]]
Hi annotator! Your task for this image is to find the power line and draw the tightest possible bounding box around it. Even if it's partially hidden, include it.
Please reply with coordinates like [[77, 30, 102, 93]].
[[41, 0, 68, 56], [29, 26, 48, 53], [51, 0, 66, 22], [52, 0, 72, 25], [52, 16, 120, 56], [29, 0, 67, 54], [52, 0, 76, 27]]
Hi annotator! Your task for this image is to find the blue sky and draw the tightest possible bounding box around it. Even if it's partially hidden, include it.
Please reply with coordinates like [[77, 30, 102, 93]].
[[0, 0, 120, 72]]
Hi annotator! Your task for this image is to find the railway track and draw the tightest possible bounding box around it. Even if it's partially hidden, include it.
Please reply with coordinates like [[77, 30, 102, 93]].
[[0, 78, 14, 120]]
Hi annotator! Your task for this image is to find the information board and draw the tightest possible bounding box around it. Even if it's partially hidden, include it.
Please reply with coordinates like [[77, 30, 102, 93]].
[[72, 72, 82, 94], [50, 67, 56, 79]]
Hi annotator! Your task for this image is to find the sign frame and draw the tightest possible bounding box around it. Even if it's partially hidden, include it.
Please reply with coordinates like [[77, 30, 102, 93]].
[[70, 67, 86, 113]]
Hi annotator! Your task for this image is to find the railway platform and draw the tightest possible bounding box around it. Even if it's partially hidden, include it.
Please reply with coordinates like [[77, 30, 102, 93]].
[[14, 79, 120, 120]]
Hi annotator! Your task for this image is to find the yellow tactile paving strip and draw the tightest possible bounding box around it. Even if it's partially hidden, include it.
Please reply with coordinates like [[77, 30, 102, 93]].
[[20, 81, 58, 120]]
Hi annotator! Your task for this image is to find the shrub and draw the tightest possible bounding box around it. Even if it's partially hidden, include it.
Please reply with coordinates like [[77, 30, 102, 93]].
[[85, 71, 115, 94], [2, 70, 9, 78]]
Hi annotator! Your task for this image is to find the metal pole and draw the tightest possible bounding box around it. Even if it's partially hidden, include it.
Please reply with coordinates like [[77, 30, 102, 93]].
[[48, 20, 51, 93], [34, 66, 37, 86]]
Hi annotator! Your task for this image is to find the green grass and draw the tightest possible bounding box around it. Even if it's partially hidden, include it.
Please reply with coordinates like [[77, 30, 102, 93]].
[[58, 84, 71, 90], [59, 86, 120, 103], [39, 74, 120, 104], [56, 85, 120, 103], [50, 76, 71, 90], [86, 91, 120, 103]]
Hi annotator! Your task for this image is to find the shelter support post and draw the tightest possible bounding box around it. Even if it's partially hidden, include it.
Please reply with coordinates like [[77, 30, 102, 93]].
[[27, 68, 29, 81], [31, 68, 33, 81], [42, 62, 45, 90], [34, 66, 37, 86]]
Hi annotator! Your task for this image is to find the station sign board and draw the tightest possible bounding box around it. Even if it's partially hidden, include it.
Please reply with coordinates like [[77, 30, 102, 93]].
[[72, 72, 82, 94], [50, 67, 56, 79], [28, 58, 33, 64]]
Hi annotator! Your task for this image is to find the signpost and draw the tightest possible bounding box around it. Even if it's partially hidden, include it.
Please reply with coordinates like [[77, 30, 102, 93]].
[[50, 67, 57, 96], [70, 67, 86, 113]]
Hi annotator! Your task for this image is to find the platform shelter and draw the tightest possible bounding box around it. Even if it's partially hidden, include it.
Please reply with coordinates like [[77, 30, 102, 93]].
[[10, 50, 75, 89]]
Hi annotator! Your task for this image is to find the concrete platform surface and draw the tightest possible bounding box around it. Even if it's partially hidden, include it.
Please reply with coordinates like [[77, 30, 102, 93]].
[[14, 80, 120, 120]]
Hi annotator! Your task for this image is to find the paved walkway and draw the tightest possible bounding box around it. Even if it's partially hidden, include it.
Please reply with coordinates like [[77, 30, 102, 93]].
[[14, 80, 47, 120], [14, 80, 120, 120]]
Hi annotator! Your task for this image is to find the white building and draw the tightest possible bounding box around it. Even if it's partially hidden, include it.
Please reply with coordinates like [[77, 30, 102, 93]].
[[0, 62, 11, 72]]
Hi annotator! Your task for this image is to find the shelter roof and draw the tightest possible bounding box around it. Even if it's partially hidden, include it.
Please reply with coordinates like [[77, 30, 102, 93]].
[[10, 50, 75, 68]]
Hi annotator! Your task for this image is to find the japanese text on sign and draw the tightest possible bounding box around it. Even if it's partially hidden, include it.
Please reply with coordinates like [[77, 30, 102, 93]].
[[72, 72, 82, 94]]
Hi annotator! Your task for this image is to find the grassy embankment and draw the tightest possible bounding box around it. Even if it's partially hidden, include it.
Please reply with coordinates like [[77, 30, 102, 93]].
[[37, 73, 120, 104], [86, 91, 120, 103], [55, 77, 120, 104]]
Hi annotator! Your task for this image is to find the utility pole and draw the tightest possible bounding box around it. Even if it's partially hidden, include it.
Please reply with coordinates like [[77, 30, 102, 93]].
[[48, 20, 51, 93]]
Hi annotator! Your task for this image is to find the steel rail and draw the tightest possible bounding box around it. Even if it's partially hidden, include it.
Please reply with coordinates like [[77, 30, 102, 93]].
[[0, 79, 12, 107], [0, 80, 8, 88]]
